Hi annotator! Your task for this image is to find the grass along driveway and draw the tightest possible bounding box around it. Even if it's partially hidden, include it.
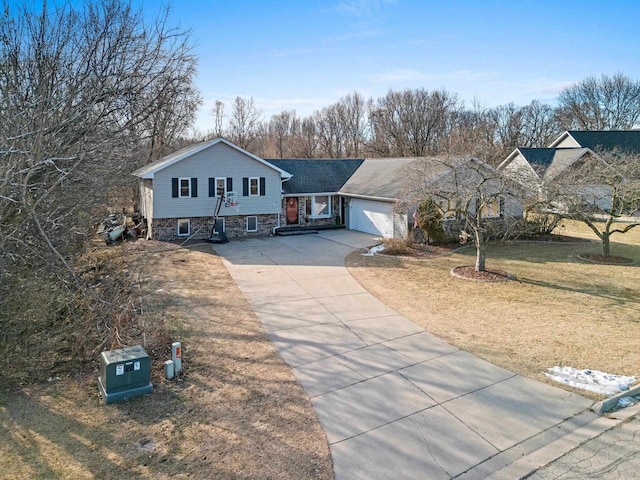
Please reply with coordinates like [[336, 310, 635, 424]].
[[346, 221, 640, 400]]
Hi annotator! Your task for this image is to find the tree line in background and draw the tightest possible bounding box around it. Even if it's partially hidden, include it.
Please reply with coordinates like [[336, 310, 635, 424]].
[[209, 73, 640, 163]]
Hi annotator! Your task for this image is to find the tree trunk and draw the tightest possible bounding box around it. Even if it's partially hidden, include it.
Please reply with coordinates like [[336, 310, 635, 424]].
[[601, 232, 611, 257], [475, 234, 486, 272]]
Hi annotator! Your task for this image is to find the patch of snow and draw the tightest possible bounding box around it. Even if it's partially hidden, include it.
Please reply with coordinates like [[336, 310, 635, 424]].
[[544, 366, 636, 396], [361, 244, 385, 257], [617, 396, 639, 409]]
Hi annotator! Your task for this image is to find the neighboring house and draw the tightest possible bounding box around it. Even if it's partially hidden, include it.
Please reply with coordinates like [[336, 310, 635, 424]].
[[132, 138, 292, 240], [498, 147, 594, 190], [264, 158, 363, 229], [499, 130, 640, 212], [549, 130, 640, 153]]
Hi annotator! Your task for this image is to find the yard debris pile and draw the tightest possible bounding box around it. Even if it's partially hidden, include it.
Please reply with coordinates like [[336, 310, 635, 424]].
[[0, 237, 172, 390], [545, 366, 636, 397]]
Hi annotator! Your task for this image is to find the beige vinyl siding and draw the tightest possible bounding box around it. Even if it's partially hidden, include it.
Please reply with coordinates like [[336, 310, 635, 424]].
[[503, 196, 524, 217], [393, 213, 408, 239], [152, 142, 282, 219], [553, 136, 581, 148], [139, 179, 154, 220], [502, 154, 540, 189]]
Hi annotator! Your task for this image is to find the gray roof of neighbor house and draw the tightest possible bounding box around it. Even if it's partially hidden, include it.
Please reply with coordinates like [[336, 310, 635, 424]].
[[264, 158, 364, 194], [556, 130, 640, 154], [132, 138, 292, 179], [339, 157, 458, 201], [518, 147, 591, 179]]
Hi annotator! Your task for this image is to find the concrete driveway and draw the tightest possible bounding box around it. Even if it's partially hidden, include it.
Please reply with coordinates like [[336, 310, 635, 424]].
[[213, 230, 618, 479]]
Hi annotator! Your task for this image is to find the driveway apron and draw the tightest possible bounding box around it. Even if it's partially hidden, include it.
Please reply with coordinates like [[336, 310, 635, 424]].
[[213, 231, 608, 480]]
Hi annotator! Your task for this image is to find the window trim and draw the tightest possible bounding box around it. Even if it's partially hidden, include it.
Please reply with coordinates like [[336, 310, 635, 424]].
[[480, 198, 503, 218], [215, 177, 227, 197], [178, 177, 191, 198], [249, 177, 259, 196], [246, 216, 258, 232], [308, 195, 332, 219], [177, 218, 190, 236]]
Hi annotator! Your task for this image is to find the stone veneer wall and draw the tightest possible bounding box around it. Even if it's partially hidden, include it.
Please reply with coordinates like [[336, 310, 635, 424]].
[[152, 214, 280, 241], [286, 196, 342, 228]]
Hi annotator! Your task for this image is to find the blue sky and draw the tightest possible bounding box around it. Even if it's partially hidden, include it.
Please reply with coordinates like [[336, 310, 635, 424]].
[[140, 0, 640, 133]]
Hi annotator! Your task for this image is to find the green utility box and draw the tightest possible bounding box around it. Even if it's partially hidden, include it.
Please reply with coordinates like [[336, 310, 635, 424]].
[[98, 345, 153, 405]]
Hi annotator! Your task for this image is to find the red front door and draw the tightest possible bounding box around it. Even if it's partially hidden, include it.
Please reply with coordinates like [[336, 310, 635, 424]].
[[286, 198, 299, 225]]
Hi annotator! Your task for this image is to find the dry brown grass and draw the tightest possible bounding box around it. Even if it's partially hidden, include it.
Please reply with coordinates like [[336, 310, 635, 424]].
[[0, 241, 332, 479], [347, 220, 640, 400]]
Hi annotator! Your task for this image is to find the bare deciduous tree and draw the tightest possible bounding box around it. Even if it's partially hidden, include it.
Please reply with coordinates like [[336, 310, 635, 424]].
[[211, 100, 225, 138], [519, 100, 560, 147], [228, 96, 262, 150], [557, 73, 640, 130], [542, 150, 640, 257], [0, 0, 200, 354], [267, 110, 297, 158], [295, 117, 320, 158], [401, 157, 524, 271], [370, 88, 459, 157]]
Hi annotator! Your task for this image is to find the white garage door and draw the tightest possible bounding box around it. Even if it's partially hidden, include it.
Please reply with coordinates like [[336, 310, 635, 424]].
[[349, 199, 395, 237]]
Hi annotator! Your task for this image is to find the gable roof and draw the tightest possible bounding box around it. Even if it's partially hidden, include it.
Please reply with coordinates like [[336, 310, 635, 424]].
[[132, 138, 292, 179], [339, 157, 462, 201], [549, 130, 640, 154], [264, 158, 364, 194], [518, 147, 592, 180]]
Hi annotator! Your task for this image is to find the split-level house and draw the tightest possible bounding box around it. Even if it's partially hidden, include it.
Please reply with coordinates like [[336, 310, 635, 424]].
[[132, 138, 292, 240], [133, 138, 522, 241]]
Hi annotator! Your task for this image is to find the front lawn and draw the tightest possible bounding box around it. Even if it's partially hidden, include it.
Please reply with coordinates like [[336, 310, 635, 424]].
[[346, 220, 640, 399]]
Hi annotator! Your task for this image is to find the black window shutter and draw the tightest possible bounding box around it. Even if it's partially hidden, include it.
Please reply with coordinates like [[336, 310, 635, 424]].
[[172, 178, 178, 198], [209, 178, 215, 197], [191, 178, 198, 197], [227, 177, 233, 193], [259, 177, 266, 196], [243, 177, 249, 196]]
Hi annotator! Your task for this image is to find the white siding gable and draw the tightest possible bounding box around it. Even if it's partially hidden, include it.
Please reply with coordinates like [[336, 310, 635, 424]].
[[501, 152, 542, 192], [153, 142, 283, 219], [549, 132, 581, 148]]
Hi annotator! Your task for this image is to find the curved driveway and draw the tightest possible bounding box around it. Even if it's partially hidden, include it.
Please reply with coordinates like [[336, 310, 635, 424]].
[[214, 230, 617, 479]]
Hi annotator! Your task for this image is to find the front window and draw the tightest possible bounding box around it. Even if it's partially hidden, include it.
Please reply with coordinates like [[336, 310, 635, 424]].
[[249, 177, 259, 196], [216, 178, 226, 197], [481, 198, 503, 218], [307, 195, 332, 218], [177, 219, 190, 236], [246, 216, 258, 232], [179, 178, 191, 198]]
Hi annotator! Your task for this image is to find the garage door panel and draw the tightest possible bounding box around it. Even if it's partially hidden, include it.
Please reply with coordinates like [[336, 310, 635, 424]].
[[349, 199, 394, 237]]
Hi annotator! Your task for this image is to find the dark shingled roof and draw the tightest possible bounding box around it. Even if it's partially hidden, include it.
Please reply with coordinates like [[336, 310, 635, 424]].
[[567, 130, 640, 154], [518, 148, 591, 180], [264, 158, 364, 194], [517, 148, 557, 168]]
